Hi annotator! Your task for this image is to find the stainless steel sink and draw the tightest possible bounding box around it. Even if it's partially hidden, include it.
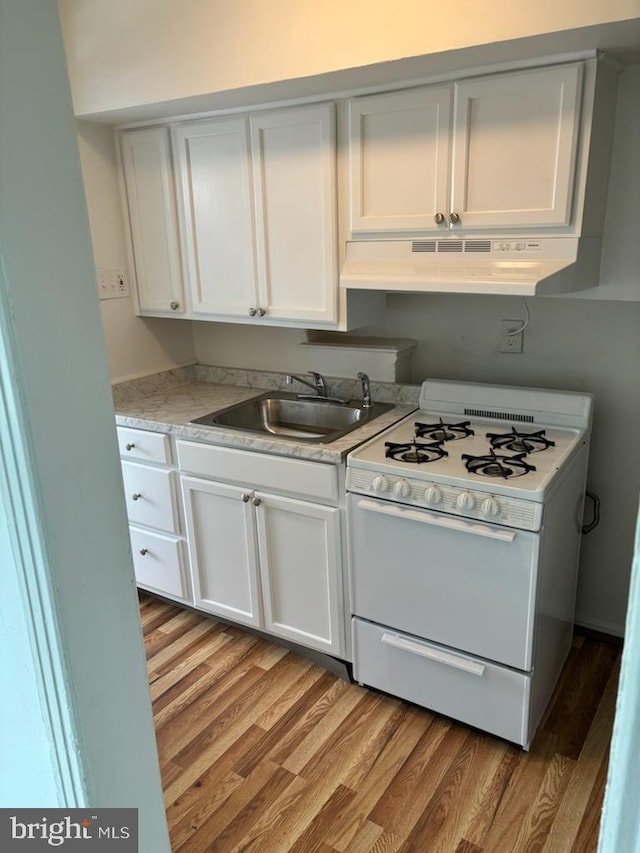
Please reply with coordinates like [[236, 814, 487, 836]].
[[190, 392, 393, 443]]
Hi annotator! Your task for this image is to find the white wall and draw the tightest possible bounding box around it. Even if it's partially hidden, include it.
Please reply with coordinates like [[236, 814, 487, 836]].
[[59, 0, 640, 118], [76, 120, 195, 381]]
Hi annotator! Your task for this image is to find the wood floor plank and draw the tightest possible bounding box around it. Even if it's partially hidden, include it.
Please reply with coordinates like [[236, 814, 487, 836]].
[[368, 720, 467, 848], [543, 660, 620, 851], [324, 707, 432, 851], [139, 595, 619, 853], [163, 654, 314, 805], [510, 751, 575, 852]]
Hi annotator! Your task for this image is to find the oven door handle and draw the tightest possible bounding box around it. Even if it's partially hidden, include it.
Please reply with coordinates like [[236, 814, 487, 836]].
[[381, 633, 486, 676], [356, 498, 516, 542]]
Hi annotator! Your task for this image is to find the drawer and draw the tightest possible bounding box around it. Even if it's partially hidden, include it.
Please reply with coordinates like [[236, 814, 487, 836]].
[[130, 526, 189, 601], [121, 461, 179, 533], [353, 617, 532, 748], [176, 439, 339, 504], [117, 427, 171, 465]]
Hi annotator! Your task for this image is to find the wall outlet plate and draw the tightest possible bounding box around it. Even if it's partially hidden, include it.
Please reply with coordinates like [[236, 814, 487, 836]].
[[499, 319, 524, 353], [97, 268, 129, 300]]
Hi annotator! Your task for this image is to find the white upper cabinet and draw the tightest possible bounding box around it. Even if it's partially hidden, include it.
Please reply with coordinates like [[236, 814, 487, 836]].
[[250, 104, 338, 324], [173, 103, 338, 325], [173, 117, 258, 317], [349, 87, 451, 233], [451, 63, 583, 229], [120, 127, 185, 315], [348, 62, 584, 235]]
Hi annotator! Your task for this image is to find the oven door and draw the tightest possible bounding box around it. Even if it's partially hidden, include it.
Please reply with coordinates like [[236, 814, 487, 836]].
[[347, 493, 540, 670]]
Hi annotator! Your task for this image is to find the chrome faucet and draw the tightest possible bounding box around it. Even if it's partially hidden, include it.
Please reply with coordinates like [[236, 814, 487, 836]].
[[358, 372, 372, 408], [285, 371, 327, 397]]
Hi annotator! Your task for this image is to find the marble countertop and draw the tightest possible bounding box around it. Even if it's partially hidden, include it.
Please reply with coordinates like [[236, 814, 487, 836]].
[[114, 380, 416, 463]]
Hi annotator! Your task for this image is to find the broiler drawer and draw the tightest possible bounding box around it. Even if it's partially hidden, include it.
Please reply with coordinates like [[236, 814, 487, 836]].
[[352, 617, 532, 748]]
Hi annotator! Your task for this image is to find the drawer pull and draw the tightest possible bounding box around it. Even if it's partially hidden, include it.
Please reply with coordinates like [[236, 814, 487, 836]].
[[125, 443, 135, 450], [241, 493, 251, 503], [252, 496, 262, 506], [131, 493, 142, 501], [381, 633, 486, 677], [139, 548, 149, 556]]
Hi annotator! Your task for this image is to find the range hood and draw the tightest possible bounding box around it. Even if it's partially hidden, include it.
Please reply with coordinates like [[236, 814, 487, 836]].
[[339, 236, 602, 296]]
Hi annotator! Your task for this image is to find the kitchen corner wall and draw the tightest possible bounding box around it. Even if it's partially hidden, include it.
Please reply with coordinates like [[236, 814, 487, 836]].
[[76, 120, 196, 382]]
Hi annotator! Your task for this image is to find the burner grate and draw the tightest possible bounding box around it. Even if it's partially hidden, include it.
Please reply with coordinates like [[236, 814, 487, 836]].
[[414, 418, 474, 442], [487, 428, 555, 454], [385, 440, 448, 465], [462, 450, 536, 479]]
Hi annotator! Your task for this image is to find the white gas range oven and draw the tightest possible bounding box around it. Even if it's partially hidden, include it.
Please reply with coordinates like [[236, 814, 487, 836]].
[[346, 379, 592, 749]]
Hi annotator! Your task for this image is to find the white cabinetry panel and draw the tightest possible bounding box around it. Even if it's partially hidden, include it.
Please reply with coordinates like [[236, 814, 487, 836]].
[[250, 104, 338, 323], [173, 117, 258, 317], [348, 61, 584, 235], [120, 127, 185, 315], [452, 63, 583, 229], [181, 476, 262, 627], [349, 87, 451, 232], [121, 460, 179, 534], [256, 493, 342, 655], [130, 527, 187, 600]]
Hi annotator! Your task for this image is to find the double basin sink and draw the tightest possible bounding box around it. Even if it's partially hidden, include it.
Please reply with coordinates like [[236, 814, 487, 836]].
[[191, 391, 393, 444]]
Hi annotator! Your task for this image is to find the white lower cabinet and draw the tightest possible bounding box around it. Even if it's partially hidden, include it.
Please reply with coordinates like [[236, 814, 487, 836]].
[[117, 427, 191, 604], [178, 442, 345, 657]]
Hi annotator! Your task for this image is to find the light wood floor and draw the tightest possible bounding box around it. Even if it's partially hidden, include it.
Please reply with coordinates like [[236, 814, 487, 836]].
[[140, 592, 621, 853]]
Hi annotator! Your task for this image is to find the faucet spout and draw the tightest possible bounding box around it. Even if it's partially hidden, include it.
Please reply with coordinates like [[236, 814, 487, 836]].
[[285, 371, 327, 397], [358, 372, 373, 408]]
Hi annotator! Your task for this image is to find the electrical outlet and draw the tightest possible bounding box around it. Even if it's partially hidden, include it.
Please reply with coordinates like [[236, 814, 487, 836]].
[[499, 319, 524, 353]]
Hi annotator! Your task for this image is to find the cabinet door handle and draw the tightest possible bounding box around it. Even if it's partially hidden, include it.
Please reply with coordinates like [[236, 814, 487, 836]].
[[449, 212, 460, 224], [125, 443, 135, 451], [131, 493, 142, 501], [139, 548, 149, 556], [170, 301, 179, 310], [434, 212, 445, 224], [248, 307, 257, 317], [256, 307, 266, 317], [241, 493, 251, 502], [252, 496, 262, 506]]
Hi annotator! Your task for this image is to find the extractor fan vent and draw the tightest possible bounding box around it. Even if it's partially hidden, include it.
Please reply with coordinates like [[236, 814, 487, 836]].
[[464, 407, 535, 424], [464, 240, 492, 252], [411, 240, 492, 254]]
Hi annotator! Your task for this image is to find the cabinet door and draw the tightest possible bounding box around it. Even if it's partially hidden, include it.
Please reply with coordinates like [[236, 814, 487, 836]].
[[255, 492, 343, 656], [173, 118, 259, 318], [451, 63, 583, 229], [120, 127, 185, 315], [181, 476, 262, 628], [250, 104, 338, 324], [348, 87, 451, 233]]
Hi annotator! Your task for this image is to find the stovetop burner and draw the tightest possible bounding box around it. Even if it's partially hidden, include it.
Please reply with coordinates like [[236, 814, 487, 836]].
[[385, 440, 448, 465], [486, 428, 556, 454], [461, 449, 537, 479], [415, 418, 475, 442]]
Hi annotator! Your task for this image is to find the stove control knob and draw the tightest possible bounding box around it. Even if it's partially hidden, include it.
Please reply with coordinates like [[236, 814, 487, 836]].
[[425, 484, 442, 505], [372, 475, 389, 493], [393, 479, 411, 499], [481, 497, 500, 518], [456, 491, 475, 511]]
